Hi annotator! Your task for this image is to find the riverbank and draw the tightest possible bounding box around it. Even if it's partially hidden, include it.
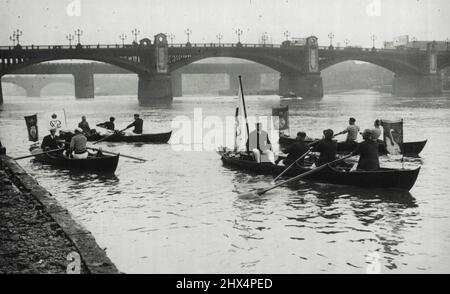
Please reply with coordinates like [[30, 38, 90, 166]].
[[0, 153, 119, 274]]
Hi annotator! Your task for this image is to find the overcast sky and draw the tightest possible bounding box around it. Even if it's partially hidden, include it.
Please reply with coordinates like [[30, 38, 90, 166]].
[[1, 0, 449, 47]]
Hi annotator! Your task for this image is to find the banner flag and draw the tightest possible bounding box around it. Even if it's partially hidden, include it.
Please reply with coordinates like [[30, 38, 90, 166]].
[[381, 119, 403, 155], [272, 106, 289, 133], [24, 114, 39, 142], [234, 85, 248, 152]]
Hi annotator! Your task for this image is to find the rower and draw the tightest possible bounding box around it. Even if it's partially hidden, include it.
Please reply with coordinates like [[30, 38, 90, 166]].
[[281, 131, 309, 166], [312, 129, 337, 166], [246, 122, 274, 163], [351, 129, 380, 171], [78, 115, 91, 134], [97, 117, 116, 131], [68, 128, 88, 159], [372, 119, 382, 142], [127, 114, 143, 134], [41, 128, 63, 151], [335, 117, 360, 146]]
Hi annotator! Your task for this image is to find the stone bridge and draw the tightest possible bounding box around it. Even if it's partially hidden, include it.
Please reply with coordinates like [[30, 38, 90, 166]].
[[1, 33, 449, 104]]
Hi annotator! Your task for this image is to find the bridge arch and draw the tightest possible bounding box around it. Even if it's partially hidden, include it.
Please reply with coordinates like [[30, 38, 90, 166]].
[[168, 48, 305, 73], [2, 55, 149, 76]]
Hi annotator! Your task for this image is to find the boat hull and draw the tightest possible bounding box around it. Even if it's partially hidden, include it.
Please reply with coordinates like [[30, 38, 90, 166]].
[[60, 131, 172, 144], [279, 136, 427, 156], [30, 148, 119, 173], [220, 152, 420, 191]]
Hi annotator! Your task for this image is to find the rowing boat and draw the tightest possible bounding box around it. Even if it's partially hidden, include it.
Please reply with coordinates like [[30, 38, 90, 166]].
[[29, 147, 119, 173], [60, 131, 172, 144], [279, 136, 427, 156], [219, 151, 420, 191]]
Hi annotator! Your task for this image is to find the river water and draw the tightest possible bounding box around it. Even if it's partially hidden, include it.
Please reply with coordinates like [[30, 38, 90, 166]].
[[1, 90, 449, 273]]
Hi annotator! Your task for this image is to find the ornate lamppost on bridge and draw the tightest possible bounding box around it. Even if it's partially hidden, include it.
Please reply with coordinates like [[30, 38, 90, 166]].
[[216, 34, 223, 46], [167, 33, 175, 46], [13, 29, 23, 46], [234, 28, 243, 46], [328, 32, 335, 49], [344, 39, 350, 47], [66, 34, 74, 47], [74, 29, 83, 45], [119, 33, 127, 46], [411, 37, 417, 49], [185, 28, 192, 46], [283, 30, 290, 41], [371, 34, 377, 50], [261, 32, 268, 47], [131, 28, 140, 45], [9, 34, 16, 47]]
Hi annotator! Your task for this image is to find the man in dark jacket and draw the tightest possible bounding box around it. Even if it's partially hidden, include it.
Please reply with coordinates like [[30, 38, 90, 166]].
[[282, 132, 310, 166], [351, 129, 380, 171], [127, 114, 143, 134], [312, 129, 337, 166], [41, 128, 63, 151], [97, 117, 116, 131]]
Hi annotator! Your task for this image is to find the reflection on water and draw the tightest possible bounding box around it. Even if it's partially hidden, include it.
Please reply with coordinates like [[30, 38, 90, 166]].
[[1, 91, 450, 273]]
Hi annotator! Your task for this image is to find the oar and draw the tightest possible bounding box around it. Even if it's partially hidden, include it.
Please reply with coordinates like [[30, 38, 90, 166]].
[[14, 147, 65, 160], [273, 148, 313, 181], [85, 146, 146, 162], [57, 140, 146, 162], [92, 126, 130, 145], [241, 153, 354, 197]]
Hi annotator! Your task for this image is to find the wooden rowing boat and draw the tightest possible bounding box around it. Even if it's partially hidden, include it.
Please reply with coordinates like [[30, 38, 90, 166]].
[[219, 151, 420, 191], [279, 136, 427, 156], [60, 131, 172, 144], [29, 147, 119, 173]]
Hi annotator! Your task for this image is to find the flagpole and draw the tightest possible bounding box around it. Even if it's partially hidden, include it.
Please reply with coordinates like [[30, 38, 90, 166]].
[[238, 75, 250, 153], [62, 108, 68, 128]]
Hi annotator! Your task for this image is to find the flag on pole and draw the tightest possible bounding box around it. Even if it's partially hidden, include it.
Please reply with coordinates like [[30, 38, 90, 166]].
[[272, 106, 289, 135], [234, 81, 248, 152], [381, 119, 403, 155], [24, 114, 39, 142]]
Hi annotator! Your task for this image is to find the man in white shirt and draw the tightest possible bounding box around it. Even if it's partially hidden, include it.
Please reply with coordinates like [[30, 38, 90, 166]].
[[246, 123, 274, 163], [336, 117, 360, 143]]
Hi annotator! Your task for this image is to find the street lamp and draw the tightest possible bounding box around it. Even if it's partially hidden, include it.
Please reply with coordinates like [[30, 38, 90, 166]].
[[411, 37, 417, 48], [371, 34, 377, 49], [168, 34, 175, 46], [328, 33, 335, 48], [284, 30, 290, 41], [13, 29, 23, 45], [216, 33, 223, 46], [344, 39, 350, 47], [66, 34, 74, 46], [234, 28, 243, 44], [184, 28, 192, 44], [261, 32, 268, 46], [131, 28, 140, 44], [74, 29, 83, 44], [119, 34, 127, 46], [9, 35, 16, 46]]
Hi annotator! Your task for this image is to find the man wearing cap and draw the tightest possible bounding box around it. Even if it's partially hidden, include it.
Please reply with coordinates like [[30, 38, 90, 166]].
[[335, 117, 360, 144], [312, 129, 338, 166], [351, 129, 380, 171], [41, 128, 63, 151], [68, 128, 88, 159], [78, 116, 91, 134], [281, 131, 310, 166], [126, 114, 143, 134]]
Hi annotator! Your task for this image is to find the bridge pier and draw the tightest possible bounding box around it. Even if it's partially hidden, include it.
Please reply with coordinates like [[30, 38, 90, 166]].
[[392, 74, 442, 96], [172, 72, 183, 97], [138, 74, 173, 105], [73, 73, 94, 98], [0, 80, 3, 104], [278, 73, 323, 98]]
